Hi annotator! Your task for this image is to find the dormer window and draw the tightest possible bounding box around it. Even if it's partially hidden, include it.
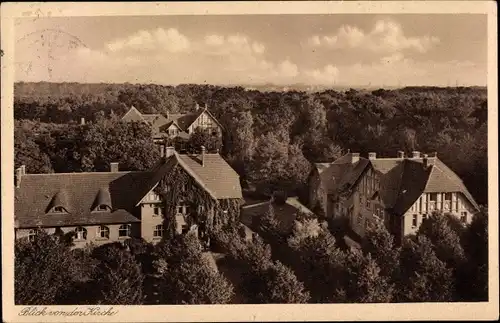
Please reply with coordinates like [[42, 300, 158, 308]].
[[94, 204, 111, 212], [52, 206, 67, 213]]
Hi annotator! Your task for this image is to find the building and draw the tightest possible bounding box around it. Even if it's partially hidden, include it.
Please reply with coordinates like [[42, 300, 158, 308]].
[[121, 104, 223, 149], [308, 151, 480, 242], [14, 147, 243, 248]]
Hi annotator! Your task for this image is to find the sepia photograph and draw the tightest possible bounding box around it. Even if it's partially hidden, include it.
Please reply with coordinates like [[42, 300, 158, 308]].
[[1, 1, 498, 322]]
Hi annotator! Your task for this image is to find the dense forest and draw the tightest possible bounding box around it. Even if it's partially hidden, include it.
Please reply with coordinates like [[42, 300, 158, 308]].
[[14, 82, 488, 205]]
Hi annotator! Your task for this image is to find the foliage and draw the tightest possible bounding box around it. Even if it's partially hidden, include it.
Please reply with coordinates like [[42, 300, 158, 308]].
[[362, 219, 401, 280], [417, 211, 466, 267], [245, 260, 310, 304], [186, 127, 223, 153], [157, 165, 243, 239], [14, 229, 90, 305], [155, 232, 235, 304], [90, 243, 144, 305], [344, 251, 394, 303], [398, 235, 454, 302], [458, 208, 488, 301], [288, 223, 347, 302]]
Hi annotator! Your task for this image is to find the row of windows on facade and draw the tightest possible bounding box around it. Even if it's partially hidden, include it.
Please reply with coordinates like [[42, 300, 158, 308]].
[[149, 204, 217, 217], [27, 224, 168, 242]]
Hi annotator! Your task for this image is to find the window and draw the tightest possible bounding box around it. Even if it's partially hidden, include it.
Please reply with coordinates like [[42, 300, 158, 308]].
[[444, 192, 452, 201], [53, 206, 66, 213], [177, 204, 189, 215], [28, 229, 36, 242], [97, 225, 110, 239], [119, 224, 131, 237], [95, 204, 110, 212], [75, 227, 87, 240], [422, 213, 428, 221], [153, 225, 164, 238], [181, 224, 189, 234], [153, 206, 164, 217], [181, 183, 188, 192], [429, 193, 438, 201], [461, 212, 468, 223], [412, 214, 418, 228], [366, 200, 370, 209]]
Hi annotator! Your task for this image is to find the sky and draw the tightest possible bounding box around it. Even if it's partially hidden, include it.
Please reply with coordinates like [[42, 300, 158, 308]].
[[14, 14, 487, 87]]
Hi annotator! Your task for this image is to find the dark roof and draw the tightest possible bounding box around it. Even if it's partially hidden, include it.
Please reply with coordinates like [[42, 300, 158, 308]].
[[16, 152, 243, 228], [15, 172, 150, 228], [315, 153, 480, 215], [138, 152, 243, 203]]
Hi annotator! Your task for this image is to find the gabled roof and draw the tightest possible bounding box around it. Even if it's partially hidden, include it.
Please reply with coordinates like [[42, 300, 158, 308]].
[[136, 152, 243, 205], [315, 152, 480, 216], [15, 172, 150, 228], [121, 106, 146, 123]]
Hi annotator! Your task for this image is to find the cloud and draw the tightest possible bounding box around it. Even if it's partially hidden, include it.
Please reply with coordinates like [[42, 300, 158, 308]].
[[106, 28, 191, 53], [304, 64, 339, 85], [308, 19, 440, 54], [15, 25, 483, 87], [18, 28, 296, 85]]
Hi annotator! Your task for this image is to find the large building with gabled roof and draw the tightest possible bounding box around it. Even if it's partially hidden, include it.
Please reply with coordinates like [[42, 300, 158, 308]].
[[308, 150, 480, 242], [121, 103, 223, 149], [15, 147, 243, 247]]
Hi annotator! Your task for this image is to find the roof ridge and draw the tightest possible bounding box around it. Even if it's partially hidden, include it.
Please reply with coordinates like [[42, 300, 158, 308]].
[[21, 171, 144, 176]]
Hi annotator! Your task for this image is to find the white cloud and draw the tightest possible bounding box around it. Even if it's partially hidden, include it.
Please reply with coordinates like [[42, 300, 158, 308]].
[[106, 28, 191, 53], [304, 64, 339, 85], [205, 34, 224, 46], [309, 19, 440, 54]]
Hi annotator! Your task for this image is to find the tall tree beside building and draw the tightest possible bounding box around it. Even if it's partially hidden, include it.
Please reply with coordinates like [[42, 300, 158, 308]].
[[14, 230, 81, 305], [398, 235, 454, 302], [90, 243, 144, 305], [155, 233, 235, 304]]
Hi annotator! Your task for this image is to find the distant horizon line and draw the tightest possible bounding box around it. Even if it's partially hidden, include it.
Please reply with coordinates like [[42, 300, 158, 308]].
[[13, 80, 487, 90]]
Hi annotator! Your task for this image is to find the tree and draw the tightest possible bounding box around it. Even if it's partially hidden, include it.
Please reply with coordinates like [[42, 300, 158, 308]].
[[187, 128, 223, 153], [258, 203, 279, 235], [77, 119, 160, 171], [155, 232, 235, 304], [459, 208, 488, 301], [15, 229, 82, 304], [246, 261, 310, 304], [398, 235, 454, 302], [417, 211, 465, 268], [288, 222, 347, 302], [362, 220, 400, 280], [90, 243, 144, 305], [344, 251, 394, 303], [14, 123, 53, 173]]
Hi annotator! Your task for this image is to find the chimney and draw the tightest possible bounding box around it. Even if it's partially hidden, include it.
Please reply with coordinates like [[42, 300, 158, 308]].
[[195, 102, 200, 111], [201, 146, 206, 167], [110, 162, 119, 172], [432, 151, 438, 158], [204, 103, 208, 110], [160, 144, 165, 158], [397, 150, 405, 159], [15, 165, 26, 188], [351, 153, 360, 164], [80, 117, 85, 125], [368, 152, 377, 160], [423, 154, 429, 168], [165, 146, 175, 158], [412, 151, 421, 159]]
